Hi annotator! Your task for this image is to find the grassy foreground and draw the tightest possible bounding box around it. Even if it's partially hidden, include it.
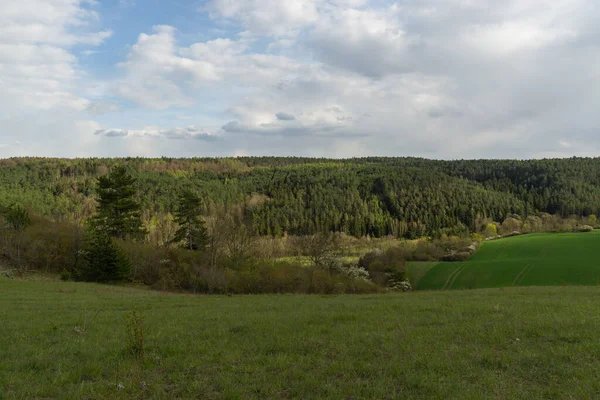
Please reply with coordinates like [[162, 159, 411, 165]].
[[419, 231, 600, 290], [2, 278, 600, 399]]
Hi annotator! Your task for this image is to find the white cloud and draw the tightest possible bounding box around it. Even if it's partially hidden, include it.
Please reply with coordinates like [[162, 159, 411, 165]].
[[5, 0, 600, 159], [115, 26, 217, 109], [0, 0, 112, 46], [80, 0, 600, 158], [205, 0, 319, 37], [462, 21, 576, 56], [309, 7, 413, 77], [0, 0, 115, 158], [0, 0, 111, 114], [116, 25, 307, 109]]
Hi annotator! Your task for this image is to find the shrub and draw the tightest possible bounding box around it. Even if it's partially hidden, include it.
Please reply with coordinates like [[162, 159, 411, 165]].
[[358, 247, 407, 287], [60, 268, 72, 281], [357, 249, 384, 270], [434, 235, 472, 253], [388, 279, 412, 292], [411, 242, 445, 261], [345, 277, 381, 294], [574, 225, 594, 233], [500, 218, 522, 235], [336, 263, 370, 282], [483, 222, 499, 238], [124, 306, 146, 359]]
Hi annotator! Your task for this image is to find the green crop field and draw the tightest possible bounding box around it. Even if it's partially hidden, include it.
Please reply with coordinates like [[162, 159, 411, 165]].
[[418, 231, 600, 290], [3, 277, 600, 399]]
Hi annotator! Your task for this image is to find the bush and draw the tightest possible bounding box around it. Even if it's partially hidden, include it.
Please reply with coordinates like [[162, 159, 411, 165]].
[[60, 268, 72, 281], [388, 279, 412, 292], [483, 222, 499, 238], [411, 242, 445, 261], [336, 263, 370, 282], [433, 235, 472, 253], [358, 247, 407, 287], [500, 218, 522, 235], [574, 225, 594, 233], [357, 248, 384, 270]]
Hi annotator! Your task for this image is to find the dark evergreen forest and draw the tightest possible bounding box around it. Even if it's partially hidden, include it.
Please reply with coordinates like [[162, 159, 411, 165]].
[[1, 157, 599, 239]]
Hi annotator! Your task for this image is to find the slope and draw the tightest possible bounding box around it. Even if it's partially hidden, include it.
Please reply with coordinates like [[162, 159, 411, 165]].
[[418, 231, 600, 290]]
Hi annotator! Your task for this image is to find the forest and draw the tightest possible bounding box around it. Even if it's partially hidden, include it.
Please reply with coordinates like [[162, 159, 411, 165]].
[[1, 156, 599, 238], [0, 157, 598, 294]]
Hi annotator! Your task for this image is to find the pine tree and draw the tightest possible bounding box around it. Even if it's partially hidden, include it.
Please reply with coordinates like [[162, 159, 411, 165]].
[[92, 166, 145, 239], [172, 190, 209, 251], [81, 231, 131, 282]]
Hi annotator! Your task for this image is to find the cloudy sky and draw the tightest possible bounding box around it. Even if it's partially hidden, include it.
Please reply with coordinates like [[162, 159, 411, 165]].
[[1, 0, 599, 159]]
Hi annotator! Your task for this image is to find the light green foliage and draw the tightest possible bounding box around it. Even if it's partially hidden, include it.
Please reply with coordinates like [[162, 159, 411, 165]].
[[1, 204, 30, 231], [419, 231, 600, 290], [483, 222, 498, 238], [2, 278, 600, 398]]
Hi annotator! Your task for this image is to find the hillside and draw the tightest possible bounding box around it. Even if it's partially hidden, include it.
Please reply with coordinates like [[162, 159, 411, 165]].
[[418, 231, 600, 290], [1, 157, 600, 239]]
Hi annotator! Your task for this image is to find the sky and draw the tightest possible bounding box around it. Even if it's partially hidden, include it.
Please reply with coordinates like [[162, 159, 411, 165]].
[[1, 0, 599, 159]]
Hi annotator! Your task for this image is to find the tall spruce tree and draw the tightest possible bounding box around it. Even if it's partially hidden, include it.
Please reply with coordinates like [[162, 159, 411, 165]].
[[92, 166, 145, 240], [173, 190, 209, 251]]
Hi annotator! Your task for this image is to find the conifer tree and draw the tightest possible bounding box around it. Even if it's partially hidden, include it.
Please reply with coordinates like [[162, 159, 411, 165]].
[[81, 230, 131, 282], [92, 166, 145, 239], [172, 189, 209, 251]]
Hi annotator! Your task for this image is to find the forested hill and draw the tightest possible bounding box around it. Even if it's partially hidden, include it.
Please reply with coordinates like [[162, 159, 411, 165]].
[[1, 157, 599, 239]]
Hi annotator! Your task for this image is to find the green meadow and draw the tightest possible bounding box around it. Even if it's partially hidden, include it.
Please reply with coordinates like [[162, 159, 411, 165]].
[[418, 231, 600, 290], [3, 277, 600, 399]]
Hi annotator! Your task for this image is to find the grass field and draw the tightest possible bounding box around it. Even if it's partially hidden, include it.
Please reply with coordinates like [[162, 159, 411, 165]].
[[406, 261, 439, 287], [418, 231, 600, 290], [3, 277, 600, 399]]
